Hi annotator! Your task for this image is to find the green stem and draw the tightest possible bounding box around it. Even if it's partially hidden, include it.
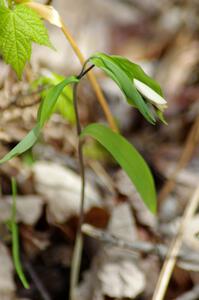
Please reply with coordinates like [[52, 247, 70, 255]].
[[69, 64, 94, 300], [11, 177, 29, 289]]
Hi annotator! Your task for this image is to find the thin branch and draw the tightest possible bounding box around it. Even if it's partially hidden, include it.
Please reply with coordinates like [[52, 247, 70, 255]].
[[152, 184, 199, 300], [81, 224, 199, 266]]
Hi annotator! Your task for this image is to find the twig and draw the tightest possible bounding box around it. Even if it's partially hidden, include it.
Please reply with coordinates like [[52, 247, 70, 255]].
[[158, 115, 199, 205], [81, 224, 199, 266], [152, 185, 199, 300]]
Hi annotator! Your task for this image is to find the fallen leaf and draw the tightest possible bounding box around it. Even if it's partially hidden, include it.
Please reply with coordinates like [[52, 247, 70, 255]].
[[33, 161, 101, 223], [0, 196, 43, 226]]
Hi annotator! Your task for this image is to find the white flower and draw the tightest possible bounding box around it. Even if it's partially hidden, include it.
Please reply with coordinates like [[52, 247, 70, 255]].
[[134, 79, 167, 112]]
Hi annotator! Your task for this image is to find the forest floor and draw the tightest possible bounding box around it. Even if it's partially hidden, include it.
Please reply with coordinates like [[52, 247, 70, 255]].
[[0, 0, 199, 299]]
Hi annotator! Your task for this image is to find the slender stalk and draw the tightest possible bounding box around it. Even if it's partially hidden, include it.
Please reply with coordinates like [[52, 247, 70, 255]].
[[11, 178, 29, 289], [73, 82, 85, 228], [69, 65, 93, 300], [152, 185, 199, 300]]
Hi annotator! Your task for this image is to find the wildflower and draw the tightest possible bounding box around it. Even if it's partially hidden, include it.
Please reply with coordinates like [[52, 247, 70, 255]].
[[134, 79, 167, 112]]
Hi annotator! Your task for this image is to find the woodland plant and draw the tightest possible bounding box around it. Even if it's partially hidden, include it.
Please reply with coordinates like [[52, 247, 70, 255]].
[[0, 0, 167, 299]]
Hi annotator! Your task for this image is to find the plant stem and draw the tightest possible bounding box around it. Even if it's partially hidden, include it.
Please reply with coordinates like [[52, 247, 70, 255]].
[[73, 82, 85, 227], [70, 64, 93, 300]]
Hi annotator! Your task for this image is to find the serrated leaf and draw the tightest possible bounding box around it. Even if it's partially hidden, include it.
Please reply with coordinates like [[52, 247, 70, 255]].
[[14, 4, 52, 47], [90, 53, 156, 124], [0, 76, 79, 164], [0, 4, 51, 78], [81, 123, 156, 213]]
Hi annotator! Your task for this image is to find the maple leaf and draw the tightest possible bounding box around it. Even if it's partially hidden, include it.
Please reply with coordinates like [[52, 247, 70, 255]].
[[0, 4, 52, 78]]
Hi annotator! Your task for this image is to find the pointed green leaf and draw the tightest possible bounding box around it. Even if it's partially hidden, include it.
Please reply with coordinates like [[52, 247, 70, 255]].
[[81, 123, 156, 213], [0, 125, 40, 164], [37, 76, 79, 128], [32, 72, 76, 124], [0, 4, 52, 78], [90, 53, 155, 124], [111, 55, 163, 96]]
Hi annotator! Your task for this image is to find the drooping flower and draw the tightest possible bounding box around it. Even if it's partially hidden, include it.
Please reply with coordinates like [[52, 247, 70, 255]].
[[134, 79, 167, 112], [90, 52, 168, 124]]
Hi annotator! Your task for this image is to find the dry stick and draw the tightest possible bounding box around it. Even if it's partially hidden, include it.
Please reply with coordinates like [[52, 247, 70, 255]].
[[152, 185, 199, 300], [158, 115, 199, 205], [82, 224, 199, 266]]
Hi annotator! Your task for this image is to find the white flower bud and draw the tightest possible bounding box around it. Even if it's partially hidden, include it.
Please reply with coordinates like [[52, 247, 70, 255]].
[[134, 79, 167, 111]]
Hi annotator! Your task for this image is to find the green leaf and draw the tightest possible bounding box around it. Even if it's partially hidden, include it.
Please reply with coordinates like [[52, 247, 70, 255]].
[[0, 76, 79, 164], [0, 4, 52, 78], [111, 55, 163, 96], [10, 178, 29, 289], [90, 53, 156, 124], [37, 76, 78, 128], [81, 123, 156, 213], [0, 125, 40, 164], [32, 72, 76, 124]]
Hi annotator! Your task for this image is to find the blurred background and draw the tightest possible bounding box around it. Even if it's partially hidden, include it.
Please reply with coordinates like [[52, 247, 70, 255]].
[[0, 0, 199, 299]]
